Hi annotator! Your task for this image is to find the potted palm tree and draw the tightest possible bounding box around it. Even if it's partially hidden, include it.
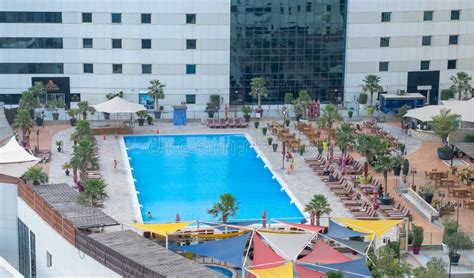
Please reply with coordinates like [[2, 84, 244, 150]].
[[412, 225, 424, 254], [13, 108, 34, 142], [205, 95, 220, 118], [242, 105, 252, 122], [62, 162, 71, 176], [374, 155, 396, 205], [445, 232, 474, 265], [318, 104, 342, 141], [56, 140, 63, 152], [304, 194, 332, 226], [262, 127, 267, 135], [361, 74, 382, 107], [419, 184, 435, 204], [267, 137, 273, 145], [22, 166, 48, 185], [148, 80, 166, 119], [450, 71, 472, 100], [250, 76, 269, 118], [272, 143, 278, 152], [35, 111, 44, 126], [77, 101, 96, 120], [207, 193, 239, 223], [392, 155, 402, 176], [67, 108, 79, 126], [136, 111, 148, 126], [78, 178, 108, 206], [431, 109, 459, 160], [402, 159, 410, 183]]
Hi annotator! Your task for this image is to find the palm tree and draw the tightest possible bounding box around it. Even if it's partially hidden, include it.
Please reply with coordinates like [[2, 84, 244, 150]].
[[72, 139, 97, 179], [77, 101, 96, 120], [31, 81, 46, 107], [13, 108, 34, 141], [70, 120, 93, 144], [293, 89, 312, 118], [355, 134, 384, 164], [431, 109, 459, 143], [19, 89, 37, 112], [318, 104, 342, 141], [250, 77, 269, 110], [304, 194, 332, 226], [335, 123, 356, 154], [148, 80, 166, 110], [361, 74, 382, 107], [207, 193, 239, 223], [22, 166, 48, 185], [374, 155, 396, 198], [450, 71, 472, 100], [78, 178, 107, 206]]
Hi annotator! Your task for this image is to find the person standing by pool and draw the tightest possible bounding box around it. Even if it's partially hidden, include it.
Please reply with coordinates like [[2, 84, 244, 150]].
[[286, 158, 295, 174]]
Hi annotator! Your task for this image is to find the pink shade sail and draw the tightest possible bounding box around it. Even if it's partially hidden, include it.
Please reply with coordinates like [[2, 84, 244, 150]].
[[298, 239, 352, 264], [295, 264, 326, 278], [251, 234, 287, 269], [276, 221, 323, 233]]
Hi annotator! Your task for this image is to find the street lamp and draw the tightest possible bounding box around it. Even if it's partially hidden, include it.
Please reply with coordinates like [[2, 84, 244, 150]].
[[410, 168, 417, 191]]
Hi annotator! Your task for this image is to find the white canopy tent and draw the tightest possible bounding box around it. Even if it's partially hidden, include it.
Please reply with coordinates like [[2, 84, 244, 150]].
[[0, 136, 40, 178], [404, 98, 474, 123], [92, 96, 146, 114]]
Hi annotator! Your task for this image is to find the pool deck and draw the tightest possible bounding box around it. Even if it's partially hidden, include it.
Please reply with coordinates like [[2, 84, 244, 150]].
[[49, 120, 352, 225]]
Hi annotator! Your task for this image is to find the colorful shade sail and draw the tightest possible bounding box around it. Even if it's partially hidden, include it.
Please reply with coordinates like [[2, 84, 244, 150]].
[[248, 262, 294, 278], [298, 239, 352, 264], [326, 219, 367, 238], [259, 231, 315, 260], [295, 265, 326, 278], [333, 218, 403, 238], [176, 232, 251, 267], [328, 237, 370, 254], [299, 258, 372, 278], [252, 234, 286, 269], [130, 221, 193, 236], [275, 220, 323, 233]]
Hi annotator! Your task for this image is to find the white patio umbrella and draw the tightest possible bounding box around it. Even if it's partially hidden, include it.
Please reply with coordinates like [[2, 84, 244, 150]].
[[404, 105, 444, 122], [92, 96, 146, 114], [0, 136, 40, 178], [404, 98, 474, 123]]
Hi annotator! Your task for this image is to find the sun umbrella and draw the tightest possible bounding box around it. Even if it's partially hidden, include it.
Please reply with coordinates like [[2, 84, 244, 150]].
[[363, 161, 369, 178], [341, 154, 347, 175], [0, 136, 40, 178], [224, 104, 229, 121], [315, 99, 321, 117], [328, 143, 334, 164], [262, 209, 267, 228], [373, 185, 379, 209]]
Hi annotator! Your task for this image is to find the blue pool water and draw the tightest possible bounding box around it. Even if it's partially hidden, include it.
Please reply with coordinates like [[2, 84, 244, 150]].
[[124, 134, 304, 223], [205, 265, 233, 277]]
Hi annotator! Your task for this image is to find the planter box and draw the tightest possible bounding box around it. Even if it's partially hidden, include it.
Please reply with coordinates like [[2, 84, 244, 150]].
[[437, 150, 453, 160]]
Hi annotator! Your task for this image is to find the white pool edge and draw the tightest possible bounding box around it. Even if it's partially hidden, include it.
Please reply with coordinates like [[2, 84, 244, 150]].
[[120, 137, 144, 223]]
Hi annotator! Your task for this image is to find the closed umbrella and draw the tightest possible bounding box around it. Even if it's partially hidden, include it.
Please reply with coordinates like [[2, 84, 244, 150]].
[[262, 209, 267, 228], [224, 104, 229, 121], [373, 185, 379, 209], [315, 99, 321, 117], [328, 143, 334, 164], [175, 213, 181, 223], [341, 154, 347, 175]]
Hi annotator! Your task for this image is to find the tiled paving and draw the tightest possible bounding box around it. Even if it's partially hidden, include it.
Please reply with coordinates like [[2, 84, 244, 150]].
[[406, 249, 474, 275]]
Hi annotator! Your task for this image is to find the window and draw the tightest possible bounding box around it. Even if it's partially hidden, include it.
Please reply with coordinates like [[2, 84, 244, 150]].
[[447, 59, 457, 69], [18, 219, 30, 278], [449, 35, 458, 45], [186, 14, 196, 24], [141, 13, 151, 24], [82, 13, 92, 23], [420, 60, 430, 70], [186, 64, 196, 74], [112, 39, 122, 49], [0, 38, 63, 49], [422, 36, 432, 46], [380, 37, 390, 47], [423, 11, 433, 21], [141, 39, 151, 49], [381, 12, 391, 22], [142, 64, 152, 74], [83, 64, 93, 73], [451, 10, 460, 20], [186, 94, 196, 104], [0, 63, 64, 74], [186, 39, 196, 49], [46, 252, 52, 268], [112, 64, 122, 74], [379, 62, 389, 72], [30, 231, 36, 278], [111, 13, 121, 23], [83, 38, 93, 48], [0, 12, 62, 23]]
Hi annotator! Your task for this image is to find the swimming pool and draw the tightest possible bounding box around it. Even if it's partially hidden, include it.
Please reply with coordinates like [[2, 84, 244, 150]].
[[205, 265, 234, 277], [124, 134, 304, 223]]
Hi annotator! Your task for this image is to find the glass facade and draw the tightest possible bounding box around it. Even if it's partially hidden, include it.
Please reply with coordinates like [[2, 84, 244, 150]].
[[0, 37, 63, 49], [230, 0, 347, 104], [0, 63, 63, 74], [0, 12, 61, 23]]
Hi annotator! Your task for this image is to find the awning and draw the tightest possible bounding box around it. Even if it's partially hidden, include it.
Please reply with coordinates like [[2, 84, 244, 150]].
[[248, 262, 294, 278], [326, 219, 367, 238], [251, 234, 286, 269], [92, 96, 146, 114], [298, 239, 352, 264], [404, 105, 444, 122], [130, 222, 193, 236], [299, 258, 372, 278], [259, 232, 315, 260], [333, 218, 403, 239], [404, 99, 474, 123], [0, 136, 40, 178], [274, 220, 323, 233], [176, 232, 251, 267]]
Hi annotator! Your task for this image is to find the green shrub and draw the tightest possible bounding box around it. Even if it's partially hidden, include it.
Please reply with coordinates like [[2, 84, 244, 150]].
[[464, 134, 474, 142], [442, 219, 459, 243], [412, 225, 424, 247], [267, 137, 273, 145], [284, 93, 294, 104], [440, 89, 454, 100], [262, 127, 267, 135], [358, 93, 368, 104], [402, 159, 409, 176]]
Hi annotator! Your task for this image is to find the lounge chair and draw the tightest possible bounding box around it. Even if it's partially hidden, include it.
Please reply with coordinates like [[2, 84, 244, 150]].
[[207, 119, 217, 128], [228, 118, 236, 128], [218, 119, 228, 128]]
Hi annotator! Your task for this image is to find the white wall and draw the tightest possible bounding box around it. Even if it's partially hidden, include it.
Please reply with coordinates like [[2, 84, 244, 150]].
[[345, 0, 474, 102], [0, 183, 18, 270], [0, 0, 230, 106], [17, 199, 119, 277]]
